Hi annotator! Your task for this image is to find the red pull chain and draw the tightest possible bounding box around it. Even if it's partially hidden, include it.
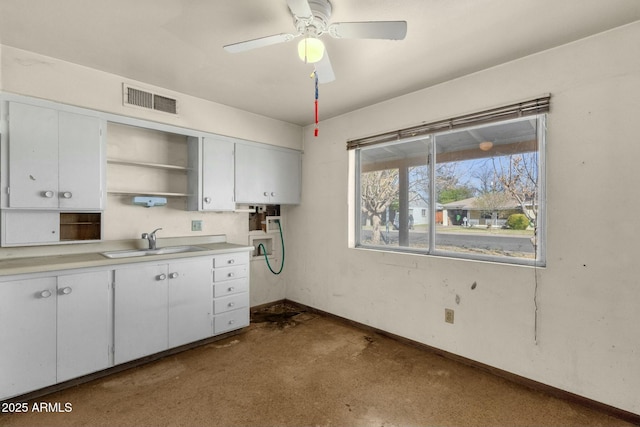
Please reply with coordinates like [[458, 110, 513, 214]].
[[314, 71, 319, 137]]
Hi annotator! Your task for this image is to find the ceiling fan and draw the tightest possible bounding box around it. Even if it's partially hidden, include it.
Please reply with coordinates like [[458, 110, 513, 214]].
[[223, 0, 407, 84]]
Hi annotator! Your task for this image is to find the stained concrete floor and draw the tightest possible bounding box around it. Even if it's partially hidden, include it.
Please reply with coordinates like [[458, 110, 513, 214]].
[[0, 304, 634, 427]]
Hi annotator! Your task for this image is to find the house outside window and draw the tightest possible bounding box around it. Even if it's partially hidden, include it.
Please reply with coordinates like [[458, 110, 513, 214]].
[[352, 99, 547, 266]]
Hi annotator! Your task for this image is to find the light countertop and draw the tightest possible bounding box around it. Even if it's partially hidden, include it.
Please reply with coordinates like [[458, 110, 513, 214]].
[[0, 236, 253, 278]]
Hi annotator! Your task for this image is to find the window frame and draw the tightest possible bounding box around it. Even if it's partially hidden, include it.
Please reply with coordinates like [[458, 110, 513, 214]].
[[353, 114, 546, 267]]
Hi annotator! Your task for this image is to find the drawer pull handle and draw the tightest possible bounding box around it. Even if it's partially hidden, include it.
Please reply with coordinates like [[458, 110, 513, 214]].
[[227, 259, 235, 264], [43, 190, 55, 198], [169, 272, 179, 279], [227, 272, 235, 278], [228, 302, 235, 307], [229, 319, 236, 325], [39, 290, 52, 298], [62, 191, 72, 199], [228, 287, 235, 292], [157, 274, 167, 281], [59, 287, 73, 295]]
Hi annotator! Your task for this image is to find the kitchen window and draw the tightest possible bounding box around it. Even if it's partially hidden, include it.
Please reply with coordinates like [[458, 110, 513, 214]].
[[350, 97, 548, 266]]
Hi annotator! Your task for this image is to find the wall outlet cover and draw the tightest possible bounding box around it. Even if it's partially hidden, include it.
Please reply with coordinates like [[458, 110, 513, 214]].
[[445, 308, 455, 324], [191, 220, 203, 232]]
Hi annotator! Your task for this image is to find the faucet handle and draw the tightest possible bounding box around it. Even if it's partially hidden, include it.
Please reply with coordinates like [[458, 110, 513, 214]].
[[141, 233, 149, 239]]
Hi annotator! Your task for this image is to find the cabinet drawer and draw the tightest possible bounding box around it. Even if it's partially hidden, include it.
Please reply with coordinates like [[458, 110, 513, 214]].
[[213, 252, 248, 268], [214, 292, 249, 314], [213, 264, 247, 282], [213, 278, 249, 298], [214, 307, 249, 335]]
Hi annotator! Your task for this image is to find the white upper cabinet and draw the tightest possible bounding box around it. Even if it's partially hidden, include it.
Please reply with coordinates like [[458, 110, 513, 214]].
[[187, 136, 236, 211], [58, 111, 105, 209], [7, 102, 105, 210], [235, 143, 301, 205]]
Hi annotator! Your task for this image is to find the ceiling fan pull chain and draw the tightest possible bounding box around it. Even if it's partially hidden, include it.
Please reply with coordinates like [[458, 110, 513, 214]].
[[314, 70, 319, 137]]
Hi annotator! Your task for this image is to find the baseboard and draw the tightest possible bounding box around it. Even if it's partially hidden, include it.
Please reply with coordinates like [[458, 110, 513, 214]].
[[279, 299, 640, 425]]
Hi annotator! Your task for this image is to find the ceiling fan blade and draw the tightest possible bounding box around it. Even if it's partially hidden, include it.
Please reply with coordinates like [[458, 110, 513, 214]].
[[314, 50, 335, 84], [286, 0, 313, 19], [224, 33, 296, 53], [328, 21, 407, 40]]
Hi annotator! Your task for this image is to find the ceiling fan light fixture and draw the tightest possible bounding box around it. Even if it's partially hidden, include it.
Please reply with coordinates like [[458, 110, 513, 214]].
[[297, 37, 325, 63]]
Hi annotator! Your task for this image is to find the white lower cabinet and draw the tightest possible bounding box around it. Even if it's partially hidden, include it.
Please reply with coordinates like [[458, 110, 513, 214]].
[[213, 252, 250, 334], [0, 250, 250, 400], [114, 257, 214, 364], [56, 271, 111, 382], [0, 270, 110, 400], [114, 263, 170, 365], [168, 258, 214, 348]]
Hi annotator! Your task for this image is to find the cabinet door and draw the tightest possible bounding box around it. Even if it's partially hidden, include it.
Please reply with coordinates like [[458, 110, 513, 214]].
[[8, 102, 59, 208], [235, 143, 270, 204], [58, 112, 104, 210], [0, 277, 57, 400], [235, 143, 301, 204], [2, 210, 59, 245], [168, 258, 213, 347], [270, 148, 301, 204], [201, 137, 235, 211], [114, 264, 168, 364], [57, 270, 110, 382]]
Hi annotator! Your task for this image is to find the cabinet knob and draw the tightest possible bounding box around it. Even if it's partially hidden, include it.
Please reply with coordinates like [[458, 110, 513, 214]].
[[157, 274, 167, 281], [228, 302, 235, 307], [227, 272, 235, 278], [227, 259, 235, 264], [263, 192, 268, 197], [59, 287, 73, 295], [42, 191, 55, 198], [271, 192, 275, 197], [39, 290, 52, 298], [203, 197, 211, 204], [61, 191, 72, 199], [169, 272, 179, 279], [228, 286, 235, 292], [228, 319, 236, 325]]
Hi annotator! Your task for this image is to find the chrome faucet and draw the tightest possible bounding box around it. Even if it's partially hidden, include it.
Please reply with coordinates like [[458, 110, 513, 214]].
[[141, 228, 162, 250]]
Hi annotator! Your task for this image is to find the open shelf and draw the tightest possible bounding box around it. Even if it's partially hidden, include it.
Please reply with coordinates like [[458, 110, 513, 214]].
[[107, 190, 191, 197], [60, 212, 102, 241], [107, 158, 190, 172]]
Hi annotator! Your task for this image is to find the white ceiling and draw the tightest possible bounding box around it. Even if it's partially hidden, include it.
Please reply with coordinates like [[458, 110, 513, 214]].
[[1, 0, 639, 127]]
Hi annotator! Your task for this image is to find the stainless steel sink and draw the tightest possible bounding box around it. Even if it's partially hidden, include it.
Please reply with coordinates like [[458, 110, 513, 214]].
[[101, 246, 208, 259]]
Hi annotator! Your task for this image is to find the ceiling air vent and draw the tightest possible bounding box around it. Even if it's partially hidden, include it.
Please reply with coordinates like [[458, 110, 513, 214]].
[[123, 84, 178, 115]]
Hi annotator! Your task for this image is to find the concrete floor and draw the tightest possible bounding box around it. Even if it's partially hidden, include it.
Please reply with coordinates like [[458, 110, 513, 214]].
[[0, 303, 634, 427]]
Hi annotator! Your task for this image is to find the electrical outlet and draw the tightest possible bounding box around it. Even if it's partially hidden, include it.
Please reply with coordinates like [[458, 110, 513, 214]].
[[191, 220, 202, 232], [445, 308, 454, 324]]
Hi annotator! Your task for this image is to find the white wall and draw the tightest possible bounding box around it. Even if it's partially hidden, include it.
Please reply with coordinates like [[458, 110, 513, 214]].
[[0, 46, 302, 150], [286, 22, 640, 415]]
